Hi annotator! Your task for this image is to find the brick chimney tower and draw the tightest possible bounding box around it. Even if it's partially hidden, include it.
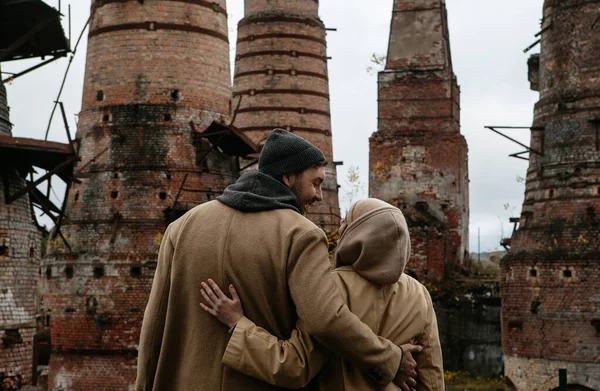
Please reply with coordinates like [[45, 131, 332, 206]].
[[41, 1, 237, 389], [369, 0, 469, 281], [0, 69, 42, 386], [501, 0, 600, 389], [233, 0, 340, 230]]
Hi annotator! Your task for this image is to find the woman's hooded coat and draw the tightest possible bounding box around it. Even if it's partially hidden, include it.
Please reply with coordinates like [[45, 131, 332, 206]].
[[223, 199, 445, 391]]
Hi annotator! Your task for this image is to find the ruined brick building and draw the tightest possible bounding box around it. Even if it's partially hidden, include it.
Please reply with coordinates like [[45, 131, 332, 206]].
[[369, 0, 469, 282], [0, 67, 41, 389], [233, 0, 340, 230], [40, 0, 257, 388], [1, 1, 73, 387], [501, 0, 600, 389]]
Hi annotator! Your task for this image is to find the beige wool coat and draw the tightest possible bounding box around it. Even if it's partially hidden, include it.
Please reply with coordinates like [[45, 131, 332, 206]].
[[222, 199, 445, 391], [135, 199, 402, 391]]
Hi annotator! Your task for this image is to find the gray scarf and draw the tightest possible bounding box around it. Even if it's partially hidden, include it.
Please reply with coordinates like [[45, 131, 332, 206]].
[[217, 171, 302, 214]]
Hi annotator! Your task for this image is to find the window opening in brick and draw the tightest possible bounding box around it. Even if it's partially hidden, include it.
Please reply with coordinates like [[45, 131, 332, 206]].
[[74, 192, 79, 201], [110, 191, 118, 199], [170, 89, 180, 101], [102, 114, 110, 122], [563, 269, 572, 278], [0, 245, 8, 257], [65, 265, 74, 279], [530, 301, 541, 314], [130, 266, 142, 277], [529, 268, 537, 277], [159, 192, 167, 200], [2, 329, 22, 347], [547, 188, 555, 198], [163, 113, 172, 121], [93, 266, 105, 278], [46, 267, 52, 279], [96, 90, 104, 101], [29, 247, 35, 258], [594, 185, 600, 196], [113, 172, 119, 179]]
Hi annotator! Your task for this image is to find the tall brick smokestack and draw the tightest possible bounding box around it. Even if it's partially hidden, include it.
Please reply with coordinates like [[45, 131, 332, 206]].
[[369, 0, 469, 282], [501, 0, 600, 388], [41, 1, 236, 389], [233, 0, 340, 230], [0, 67, 42, 386]]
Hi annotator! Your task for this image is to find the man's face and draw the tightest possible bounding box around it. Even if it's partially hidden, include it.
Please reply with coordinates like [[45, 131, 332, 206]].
[[285, 166, 326, 214]]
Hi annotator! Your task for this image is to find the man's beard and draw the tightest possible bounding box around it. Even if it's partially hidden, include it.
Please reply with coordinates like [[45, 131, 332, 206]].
[[291, 182, 309, 215]]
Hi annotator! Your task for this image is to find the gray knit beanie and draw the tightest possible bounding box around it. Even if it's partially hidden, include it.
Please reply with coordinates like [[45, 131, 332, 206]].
[[258, 129, 326, 177]]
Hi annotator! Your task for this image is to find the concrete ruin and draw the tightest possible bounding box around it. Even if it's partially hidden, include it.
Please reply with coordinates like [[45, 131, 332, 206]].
[[233, 0, 341, 230], [40, 0, 257, 388], [369, 0, 469, 282], [501, 0, 600, 389]]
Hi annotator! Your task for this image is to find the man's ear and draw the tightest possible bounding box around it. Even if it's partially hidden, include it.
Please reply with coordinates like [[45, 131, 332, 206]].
[[282, 174, 295, 188]]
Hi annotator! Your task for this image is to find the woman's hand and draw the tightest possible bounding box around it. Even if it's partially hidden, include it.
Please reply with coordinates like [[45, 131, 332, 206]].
[[200, 279, 244, 329]]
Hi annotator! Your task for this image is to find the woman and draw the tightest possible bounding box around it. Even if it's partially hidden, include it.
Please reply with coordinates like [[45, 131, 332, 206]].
[[200, 199, 444, 390]]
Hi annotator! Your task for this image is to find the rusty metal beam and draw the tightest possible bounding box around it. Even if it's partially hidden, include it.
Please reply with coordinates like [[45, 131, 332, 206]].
[[2, 56, 64, 83], [7, 155, 78, 204], [75, 146, 109, 175], [485, 126, 543, 156], [236, 50, 327, 62], [239, 159, 258, 171], [234, 69, 328, 81], [239, 15, 323, 28], [523, 38, 541, 53], [234, 88, 329, 100], [172, 174, 189, 207], [57, 101, 74, 148], [509, 151, 530, 161], [51, 179, 71, 241], [29, 185, 61, 215], [28, 185, 72, 252], [89, 22, 228, 43], [238, 33, 326, 45], [236, 106, 331, 117]]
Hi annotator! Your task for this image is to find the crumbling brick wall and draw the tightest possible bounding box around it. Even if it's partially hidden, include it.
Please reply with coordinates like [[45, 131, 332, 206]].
[[233, 0, 340, 230], [0, 79, 41, 386], [501, 0, 600, 389], [369, 0, 469, 282], [41, 1, 238, 389]]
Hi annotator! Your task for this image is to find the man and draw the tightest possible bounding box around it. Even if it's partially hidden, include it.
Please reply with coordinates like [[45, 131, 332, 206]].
[[136, 129, 415, 390]]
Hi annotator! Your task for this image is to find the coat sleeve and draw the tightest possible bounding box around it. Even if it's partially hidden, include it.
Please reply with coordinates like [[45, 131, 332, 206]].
[[416, 287, 445, 391], [135, 225, 175, 391], [287, 228, 402, 385], [222, 316, 332, 389]]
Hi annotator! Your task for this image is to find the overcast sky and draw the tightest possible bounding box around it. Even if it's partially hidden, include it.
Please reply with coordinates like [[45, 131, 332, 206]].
[[2, 0, 543, 252]]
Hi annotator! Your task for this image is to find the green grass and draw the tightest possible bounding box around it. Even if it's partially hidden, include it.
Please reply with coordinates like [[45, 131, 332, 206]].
[[444, 371, 504, 391]]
